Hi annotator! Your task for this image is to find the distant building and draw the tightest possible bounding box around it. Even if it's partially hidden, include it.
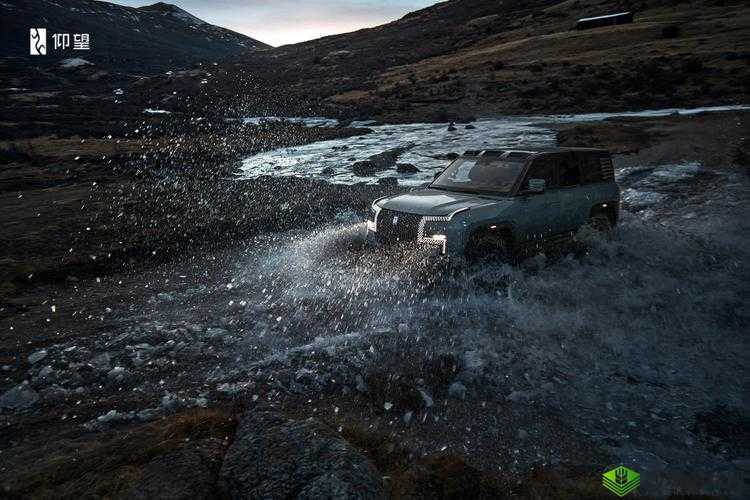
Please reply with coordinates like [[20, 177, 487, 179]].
[[576, 12, 634, 31]]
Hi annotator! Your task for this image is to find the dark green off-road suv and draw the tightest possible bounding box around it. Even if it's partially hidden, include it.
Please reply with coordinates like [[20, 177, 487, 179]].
[[366, 148, 620, 258]]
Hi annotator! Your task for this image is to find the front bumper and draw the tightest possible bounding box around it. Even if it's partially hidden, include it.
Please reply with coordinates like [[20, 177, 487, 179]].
[[365, 208, 468, 255]]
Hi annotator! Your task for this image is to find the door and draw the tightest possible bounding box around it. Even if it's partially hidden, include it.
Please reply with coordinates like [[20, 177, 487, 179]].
[[513, 154, 564, 247], [556, 152, 591, 232]]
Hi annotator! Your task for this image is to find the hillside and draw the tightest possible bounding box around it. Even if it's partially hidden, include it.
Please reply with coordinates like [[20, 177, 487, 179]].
[[0, 0, 269, 73], [186, 0, 750, 122]]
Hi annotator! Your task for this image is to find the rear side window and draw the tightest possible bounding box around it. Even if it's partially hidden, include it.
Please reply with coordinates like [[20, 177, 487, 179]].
[[524, 156, 557, 188], [558, 154, 580, 187], [579, 152, 604, 184]]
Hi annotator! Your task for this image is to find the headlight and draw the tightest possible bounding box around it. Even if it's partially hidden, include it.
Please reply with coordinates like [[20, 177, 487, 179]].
[[367, 200, 383, 232], [370, 201, 382, 218], [417, 208, 468, 253]]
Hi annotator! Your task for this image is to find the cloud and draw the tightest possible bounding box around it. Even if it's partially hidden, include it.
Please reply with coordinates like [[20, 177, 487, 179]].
[[107, 0, 437, 46]]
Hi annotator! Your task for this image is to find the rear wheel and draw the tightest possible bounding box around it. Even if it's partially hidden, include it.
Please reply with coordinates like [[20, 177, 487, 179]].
[[587, 213, 614, 239]]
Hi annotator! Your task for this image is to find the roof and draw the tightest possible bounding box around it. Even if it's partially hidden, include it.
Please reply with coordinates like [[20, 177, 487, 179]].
[[463, 147, 609, 157]]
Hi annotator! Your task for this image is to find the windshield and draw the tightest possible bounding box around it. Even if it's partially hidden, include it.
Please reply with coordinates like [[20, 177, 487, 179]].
[[431, 156, 525, 194]]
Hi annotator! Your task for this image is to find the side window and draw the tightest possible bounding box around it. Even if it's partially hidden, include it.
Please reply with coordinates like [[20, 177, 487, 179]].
[[523, 157, 557, 189], [558, 154, 581, 187], [579, 153, 603, 184]]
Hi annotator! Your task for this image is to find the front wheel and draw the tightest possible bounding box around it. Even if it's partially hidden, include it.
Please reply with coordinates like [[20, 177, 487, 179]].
[[465, 231, 513, 263]]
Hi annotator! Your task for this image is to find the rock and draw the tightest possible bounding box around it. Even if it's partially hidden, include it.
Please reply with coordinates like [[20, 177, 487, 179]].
[[137, 407, 163, 421], [90, 352, 112, 372], [321, 167, 335, 176], [465, 124, 476, 130], [36, 365, 56, 382], [351, 160, 378, 176], [41, 385, 70, 404], [377, 177, 398, 186], [396, 163, 419, 174], [125, 448, 218, 500], [107, 366, 130, 382], [294, 368, 319, 386], [28, 349, 48, 365], [0, 382, 40, 410], [352, 145, 413, 176], [97, 409, 133, 424], [1, 365, 11, 372], [418, 388, 434, 408], [447, 122, 457, 131], [161, 392, 181, 411], [448, 382, 467, 400], [157, 292, 175, 302], [506, 390, 531, 402], [220, 410, 385, 499]]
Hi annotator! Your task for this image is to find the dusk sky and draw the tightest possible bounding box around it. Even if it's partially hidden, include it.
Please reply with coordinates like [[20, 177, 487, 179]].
[[108, 0, 438, 47]]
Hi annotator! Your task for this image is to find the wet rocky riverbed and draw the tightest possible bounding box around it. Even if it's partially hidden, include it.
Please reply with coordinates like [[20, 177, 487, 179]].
[[2, 107, 749, 498]]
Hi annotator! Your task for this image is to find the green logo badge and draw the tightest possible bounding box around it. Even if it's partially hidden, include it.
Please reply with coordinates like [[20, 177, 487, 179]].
[[602, 466, 640, 497]]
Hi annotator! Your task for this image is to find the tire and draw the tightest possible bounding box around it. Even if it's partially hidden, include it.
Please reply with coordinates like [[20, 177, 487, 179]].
[[466, 231, 512, 263], [587, 213, 613, 239]]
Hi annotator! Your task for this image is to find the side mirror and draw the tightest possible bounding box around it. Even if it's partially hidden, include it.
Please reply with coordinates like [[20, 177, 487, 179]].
[[528, 178, 546, 193]]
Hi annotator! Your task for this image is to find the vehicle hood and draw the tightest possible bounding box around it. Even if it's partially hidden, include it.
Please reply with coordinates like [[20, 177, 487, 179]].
[[377, 189, 504, 216]]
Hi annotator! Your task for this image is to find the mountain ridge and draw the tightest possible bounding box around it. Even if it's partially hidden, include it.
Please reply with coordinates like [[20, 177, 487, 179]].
[[0, 0, 270, 73]]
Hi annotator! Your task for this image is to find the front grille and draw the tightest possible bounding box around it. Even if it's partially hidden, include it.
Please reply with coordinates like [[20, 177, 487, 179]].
[[375, 209, 422, 243]]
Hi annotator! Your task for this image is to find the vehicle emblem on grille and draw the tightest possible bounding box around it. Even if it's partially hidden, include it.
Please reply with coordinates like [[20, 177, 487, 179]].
[[392, 216, 399, 225]]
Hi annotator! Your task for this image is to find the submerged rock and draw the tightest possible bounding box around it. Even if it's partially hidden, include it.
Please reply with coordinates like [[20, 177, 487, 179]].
[[396, 163, 419, 174], [377, 177, 398, 187], [220, 410, 385, 499], [352, 145, 413, 176]]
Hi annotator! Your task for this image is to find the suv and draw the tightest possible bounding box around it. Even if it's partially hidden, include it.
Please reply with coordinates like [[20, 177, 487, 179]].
[[365, 148, 620, 258]]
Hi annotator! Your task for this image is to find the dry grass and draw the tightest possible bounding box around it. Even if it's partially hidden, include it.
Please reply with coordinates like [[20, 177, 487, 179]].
[[0, 409, 236, 500]]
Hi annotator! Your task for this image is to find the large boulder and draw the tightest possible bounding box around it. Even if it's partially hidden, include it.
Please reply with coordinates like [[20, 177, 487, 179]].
[[352, 145, 413, 176], [219, 410, 385, 500], [126, 447, 219, 500]]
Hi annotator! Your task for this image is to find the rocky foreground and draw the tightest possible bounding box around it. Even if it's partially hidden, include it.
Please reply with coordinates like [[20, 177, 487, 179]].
[[1, 109, 748, 499]]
